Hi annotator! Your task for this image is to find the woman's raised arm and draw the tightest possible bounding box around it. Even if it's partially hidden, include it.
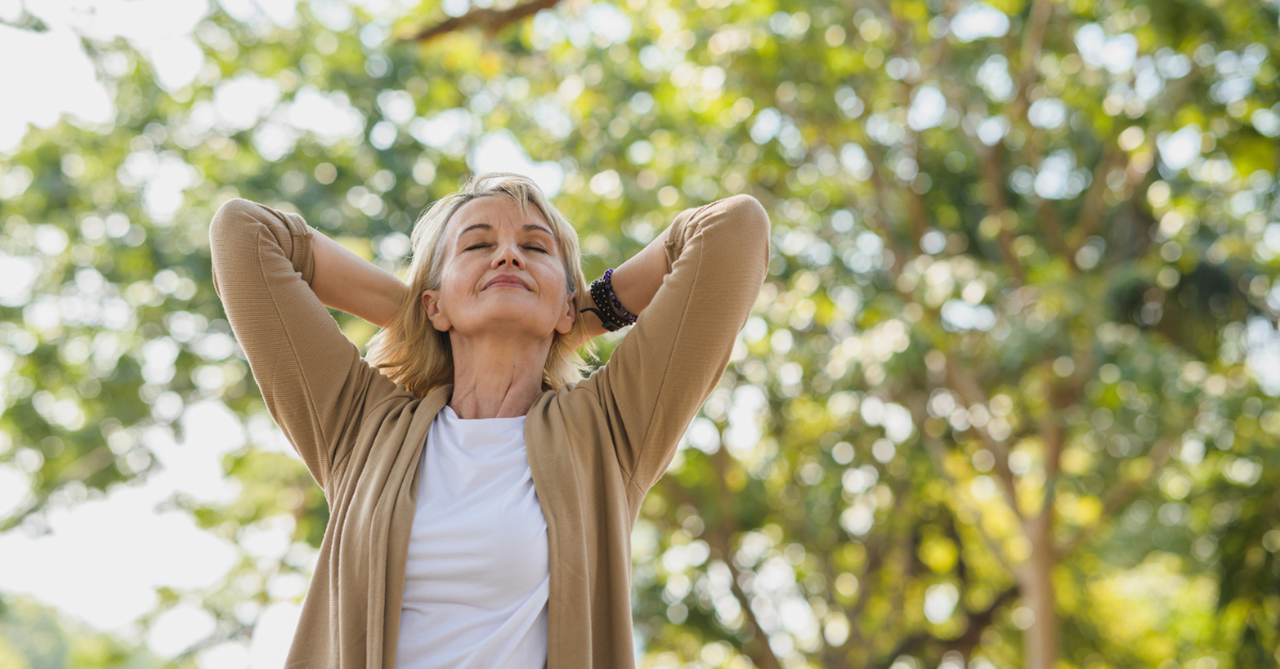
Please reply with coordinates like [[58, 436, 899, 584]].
[[575, 194, 771, 493], [309, 229, 410, 329], [209, 198, 400, 493], [578, 225, 675, 340]]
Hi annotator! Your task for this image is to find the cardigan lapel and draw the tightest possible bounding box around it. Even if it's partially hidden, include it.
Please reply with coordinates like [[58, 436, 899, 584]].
[[380, 384, 452, 669], [524, 390, 592, 667]]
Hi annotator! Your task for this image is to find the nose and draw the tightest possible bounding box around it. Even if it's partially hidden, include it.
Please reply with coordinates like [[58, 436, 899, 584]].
[[492, 240, 523, 268]]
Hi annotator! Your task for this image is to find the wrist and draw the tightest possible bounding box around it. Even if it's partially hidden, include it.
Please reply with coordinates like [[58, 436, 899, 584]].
[[582, 269, 637, 332]]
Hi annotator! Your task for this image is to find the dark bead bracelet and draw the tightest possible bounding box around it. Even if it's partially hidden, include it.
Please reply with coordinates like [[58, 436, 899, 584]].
[[579, 268, 639, 332], [600, 269, 637, 322]]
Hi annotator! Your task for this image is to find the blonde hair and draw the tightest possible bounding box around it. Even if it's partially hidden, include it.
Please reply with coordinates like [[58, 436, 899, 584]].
[[366, 172, 598, 397]]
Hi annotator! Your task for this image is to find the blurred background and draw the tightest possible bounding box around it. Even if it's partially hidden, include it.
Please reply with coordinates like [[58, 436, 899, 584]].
[[1, 0, 1279, 667]]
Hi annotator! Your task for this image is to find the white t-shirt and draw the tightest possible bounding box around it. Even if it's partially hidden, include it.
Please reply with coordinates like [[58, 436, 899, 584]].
[[395, 404, 549, 669]]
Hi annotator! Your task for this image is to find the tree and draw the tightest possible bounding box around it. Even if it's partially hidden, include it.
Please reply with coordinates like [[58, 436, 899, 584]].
[[0, 593, 173, 669], [2, 0, 1278, 666]]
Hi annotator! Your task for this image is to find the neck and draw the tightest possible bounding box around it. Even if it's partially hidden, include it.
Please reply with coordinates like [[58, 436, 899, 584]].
[[446, 332, 553, 419]]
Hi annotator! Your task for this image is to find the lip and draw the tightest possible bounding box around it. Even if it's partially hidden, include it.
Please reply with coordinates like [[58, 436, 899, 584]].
[[485, 274, 530, 290]]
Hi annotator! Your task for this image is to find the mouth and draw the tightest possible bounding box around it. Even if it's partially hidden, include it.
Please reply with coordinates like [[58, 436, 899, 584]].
[[485, 275, 530, 290]]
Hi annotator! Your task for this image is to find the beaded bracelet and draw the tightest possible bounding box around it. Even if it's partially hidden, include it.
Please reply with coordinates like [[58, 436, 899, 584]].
[[579, 268, 638, 332], [600, 269, 637, 322]]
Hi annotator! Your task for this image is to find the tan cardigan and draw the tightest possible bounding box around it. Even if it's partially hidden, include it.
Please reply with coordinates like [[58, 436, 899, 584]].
[[209, 193, 770, 668]]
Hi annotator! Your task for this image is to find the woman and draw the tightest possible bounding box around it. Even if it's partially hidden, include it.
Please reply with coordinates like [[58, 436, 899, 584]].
[[209, 171, 770, 668]]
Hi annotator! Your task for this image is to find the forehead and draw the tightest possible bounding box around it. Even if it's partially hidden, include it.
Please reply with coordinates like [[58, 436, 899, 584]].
[[451, 196, 553, 238]]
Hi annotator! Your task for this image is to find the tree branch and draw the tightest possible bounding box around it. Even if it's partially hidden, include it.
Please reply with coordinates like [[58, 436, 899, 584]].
[[860, 147, 914, 262], [1011, 0, 1055, 131], [705, 525, 784, 669], [941, 353, 1024, 521], [1071, 144, 1125, 250], [835, 481, 908, 661], [1036, 199, 1073, 262], [406, 0, 562, 43], [907, 397, 1019, 574], [870, 585, 1020, 667], [1019, 0, 1054, 92], [0, 444, 117, 533], [976, 144, 1027, 286], [1059, 438, 1174, 556], [703, 447, 784, 669], [1072, 52, 1205, 251], [650, 446, 782, 669]]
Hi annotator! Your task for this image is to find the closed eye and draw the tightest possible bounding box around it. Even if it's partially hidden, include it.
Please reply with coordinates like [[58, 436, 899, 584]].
[[466, 244, 549, 253]]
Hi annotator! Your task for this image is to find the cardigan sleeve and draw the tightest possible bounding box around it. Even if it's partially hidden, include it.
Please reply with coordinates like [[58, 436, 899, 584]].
[[209, 198, 400, 493], [576, 194, 770, 493]]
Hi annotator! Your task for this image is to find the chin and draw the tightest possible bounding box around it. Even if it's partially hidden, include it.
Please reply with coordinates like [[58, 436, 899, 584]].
[[458, 315, 559, 339]]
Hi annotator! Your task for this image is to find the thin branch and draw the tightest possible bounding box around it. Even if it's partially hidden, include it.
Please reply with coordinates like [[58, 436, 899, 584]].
[[934, 72, 1028, 284], [1019, 0, 1055, 94], [835, 482, 908, 660], [888, 15, 935, 250], [870, 585, 1019, 666], [1071, 144, 1125, 250], [908, 397, 1018, 574], [859, 0, 1028, 287], [923, 435, 1017, 572], [976, 143, 1028, 286], [705, 526, 784, 669], [1034, 413, 1064, 526], [406, 0, 562, 43], [704, 448, 784, 669], [1009, 0, 1056, 187], [882, 519, 917, 644], [1032, 349, 1094, 520], [855, 169, 911, 263], [0, 444, 118, 533], [1036, 199, 1073, 262], [652, 474, 779, 669], [1059, 438, 1174, 556], [942, 116, 1026, 288], [1011, 0, 1055, 131], [1069, 33, 1205, 252], [941, 352, 1024, 521]]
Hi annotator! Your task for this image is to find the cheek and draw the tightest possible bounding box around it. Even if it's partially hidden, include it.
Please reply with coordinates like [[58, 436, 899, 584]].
[[540, 266, 569, 301], [441, 260, 478, 294]]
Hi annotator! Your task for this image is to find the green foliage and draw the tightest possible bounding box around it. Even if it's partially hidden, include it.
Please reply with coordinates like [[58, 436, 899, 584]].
[[2, 0, 1280, 666], [0, 595, 169, 669]]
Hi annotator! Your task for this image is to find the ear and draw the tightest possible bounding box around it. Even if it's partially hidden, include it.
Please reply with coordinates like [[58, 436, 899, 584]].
[[421, 289, 451, 333], [554, 290, 576, 336]]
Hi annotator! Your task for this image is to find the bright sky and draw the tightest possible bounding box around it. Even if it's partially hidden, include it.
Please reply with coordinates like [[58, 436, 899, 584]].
[[0, 0, 564, 195], [0, 398, 311, 667]]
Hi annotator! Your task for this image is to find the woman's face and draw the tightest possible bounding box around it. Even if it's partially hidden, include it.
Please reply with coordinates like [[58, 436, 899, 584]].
[[421, 195, 576, 343]]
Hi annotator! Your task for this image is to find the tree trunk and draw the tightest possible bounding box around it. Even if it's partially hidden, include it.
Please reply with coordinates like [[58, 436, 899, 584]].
[[1021, 510, 1058, 669]]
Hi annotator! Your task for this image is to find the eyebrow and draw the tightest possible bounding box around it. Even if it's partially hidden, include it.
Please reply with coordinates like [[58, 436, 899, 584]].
[[457, 222, 554, 240]]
